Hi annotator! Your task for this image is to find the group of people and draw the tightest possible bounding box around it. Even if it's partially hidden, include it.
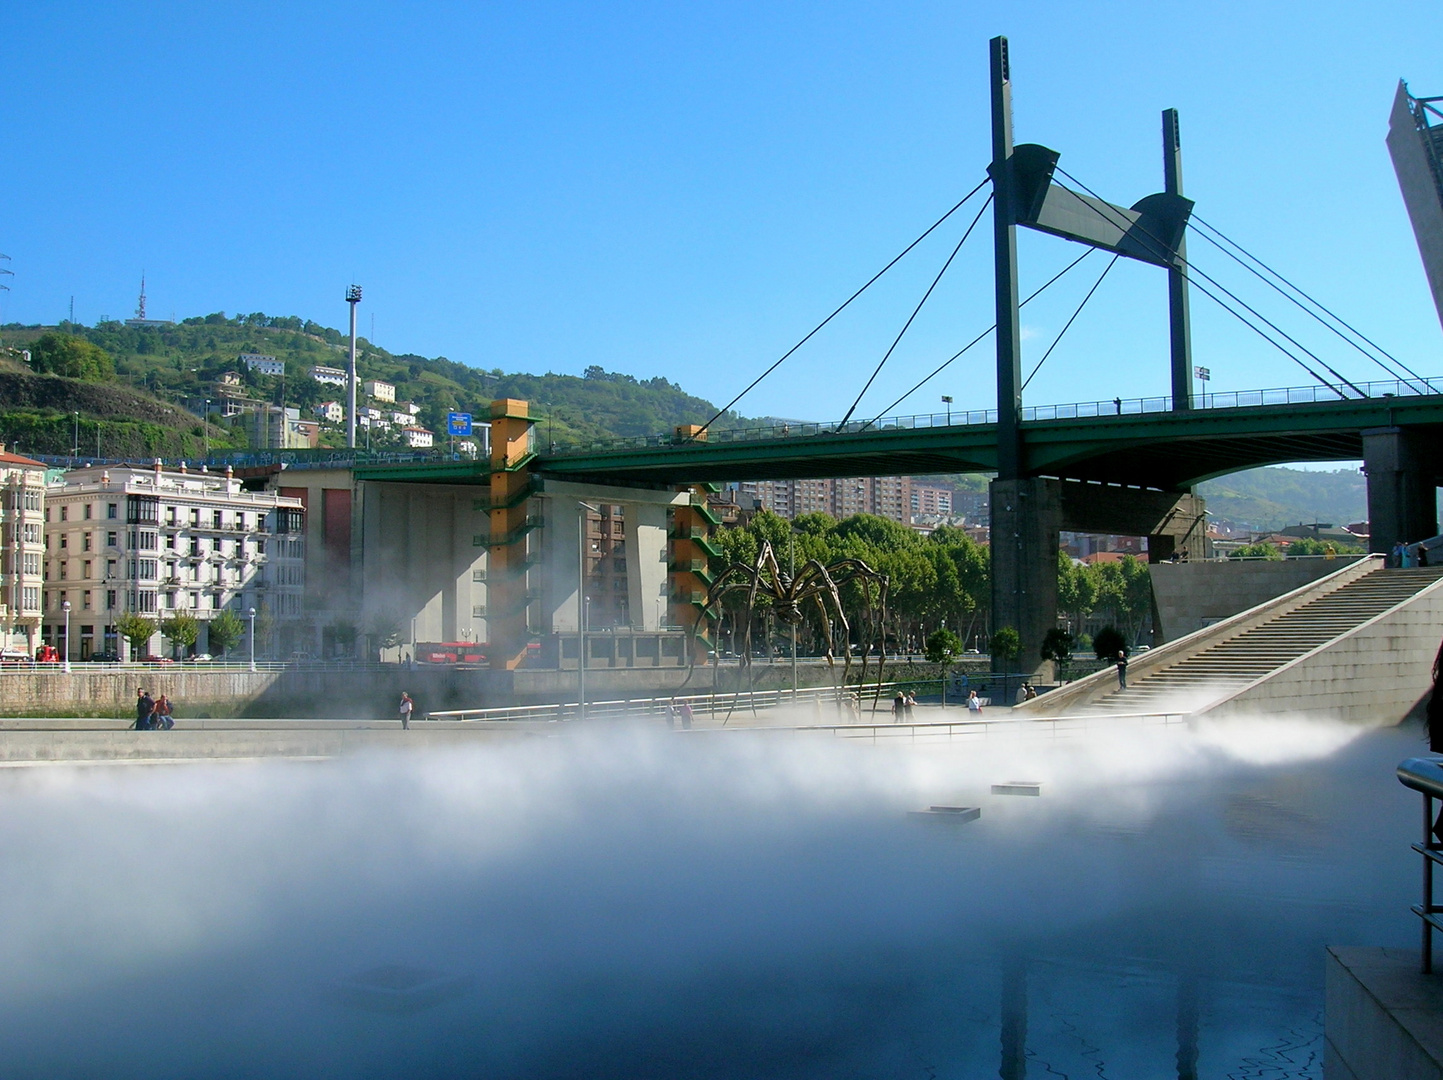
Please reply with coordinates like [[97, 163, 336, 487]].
[[133, 688, 174, 730], [664, 698, 694, 729], [890, 690, 918, 720], [1012, 682, 1039, 704]]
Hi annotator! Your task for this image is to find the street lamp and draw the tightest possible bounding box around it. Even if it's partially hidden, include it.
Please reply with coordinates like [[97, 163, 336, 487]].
[[577, 500, 601, 721], [61, 599, 71, 673], [203, 399, 210, 460], [248, 606, 257, 672], [941, 395, 953, 425]]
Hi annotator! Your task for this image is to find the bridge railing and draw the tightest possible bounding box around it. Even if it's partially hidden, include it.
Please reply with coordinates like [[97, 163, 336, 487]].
[[542, 375, 1443, 456]]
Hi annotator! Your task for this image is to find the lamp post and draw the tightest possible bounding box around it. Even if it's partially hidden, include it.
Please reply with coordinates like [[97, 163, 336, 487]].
[[248, 606, 257, 672], [203, 400, 210, 459], [61, 599, 71, 673], [577, 500, 601, 721], [941, 395, 953, 425], [789, 528, 798, 696]]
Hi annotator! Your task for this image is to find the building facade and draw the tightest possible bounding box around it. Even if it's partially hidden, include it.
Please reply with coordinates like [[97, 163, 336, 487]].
[[241, 353, 285, 377], [737, 476, 916, 525], [0, 445, 47, 655], [310, 365, 347, 387], [364, 380, 396, 403], [42, 464, 306, 660]]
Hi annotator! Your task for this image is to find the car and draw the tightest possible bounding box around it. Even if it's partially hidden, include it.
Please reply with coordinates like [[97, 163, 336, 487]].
[[185, 653, 213, 663], [0, 650, 32, 666], [88, 650, 120, 663], [964, 648, 981, 655]]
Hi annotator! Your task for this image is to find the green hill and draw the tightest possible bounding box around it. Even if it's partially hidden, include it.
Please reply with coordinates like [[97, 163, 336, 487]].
[[0, 314, 749, 456], [1197, 466, 1369, 531]]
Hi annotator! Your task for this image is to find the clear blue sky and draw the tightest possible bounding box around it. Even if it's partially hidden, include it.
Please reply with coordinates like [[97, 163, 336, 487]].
[[2, 2, 1439, 425]]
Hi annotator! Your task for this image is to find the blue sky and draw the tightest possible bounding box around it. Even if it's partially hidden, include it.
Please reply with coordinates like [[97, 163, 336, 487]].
[[1, 2, 1439, 426]]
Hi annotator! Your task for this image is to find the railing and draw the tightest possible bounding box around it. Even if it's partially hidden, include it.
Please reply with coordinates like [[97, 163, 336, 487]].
[[0, 660, 396, 675], [542, 375, 1443, 456], [1398, 757, 1443, 972]]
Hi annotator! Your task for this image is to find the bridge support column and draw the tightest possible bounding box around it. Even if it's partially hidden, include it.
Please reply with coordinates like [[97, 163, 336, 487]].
[[1363, 427, 1437, 554], [990, 477, 1061, 681], [488, 399, 537, 670]]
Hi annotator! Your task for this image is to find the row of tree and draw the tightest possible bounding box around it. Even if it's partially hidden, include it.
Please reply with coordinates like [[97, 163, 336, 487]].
[[114, 609, 262, 660], [709, 510, 1155, 659]]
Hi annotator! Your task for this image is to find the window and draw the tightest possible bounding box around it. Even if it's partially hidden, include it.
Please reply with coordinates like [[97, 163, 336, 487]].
[[106, 503, 116, 519], [83, 560, 91, 579], [614, 559, 626, 572], [22, 553, 38, 575], [59, 534, 67, 549], [24, 490, 40, 511], [190, 508, 200, 527], [59, 505, 67, 522], [23, 523, 39, 543], [213, 510, 223, 530], [189, 538, 200, 556], [138, 560, 158, 581], [105, 590, 116, 610], [106, 559, 116, 578], [106, 531, 117, 548], [126, 495, 159, 525], [83, 504, 91, 520], [472, 605, 487, 618], [166, 507, 177, 526], [190, 592, 199, 609], [237, 513, 247, 531], [58, 561, 67, 580], [22, 587, 39, 611], [82, 591, 92, 610]]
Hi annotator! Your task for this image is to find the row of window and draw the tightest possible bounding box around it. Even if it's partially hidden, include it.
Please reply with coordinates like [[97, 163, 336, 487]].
[[50, 557, 290, 587], [46, 587, 300, 614], [4, 490, 43, 512], [51, 498, 295, 534], [49, 531, 293, 558]]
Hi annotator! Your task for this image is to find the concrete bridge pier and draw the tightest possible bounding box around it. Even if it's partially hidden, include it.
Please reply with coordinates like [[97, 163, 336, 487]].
[[1363, 426, 1438, 554], [991, 478, 1208, 669]]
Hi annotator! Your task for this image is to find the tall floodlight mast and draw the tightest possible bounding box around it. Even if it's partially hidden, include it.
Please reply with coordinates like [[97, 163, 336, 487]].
[[345, 285, 362, 448]]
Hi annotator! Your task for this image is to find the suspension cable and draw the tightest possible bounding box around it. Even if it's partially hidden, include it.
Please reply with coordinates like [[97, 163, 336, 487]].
[[837, 194, 991, 429], [863, 248, 1096, 424], [1021, 254, 1119, 391], [1187, 214, 1429, 386], [1053, 164, 1366, 398], [692, 177, 991, 439]]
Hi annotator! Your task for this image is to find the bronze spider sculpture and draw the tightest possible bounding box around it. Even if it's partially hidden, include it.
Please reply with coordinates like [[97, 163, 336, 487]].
[[688, 540, 889, 718]]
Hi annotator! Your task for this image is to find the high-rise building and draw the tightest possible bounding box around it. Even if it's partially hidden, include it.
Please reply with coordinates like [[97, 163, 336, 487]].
[[42, 464, 306, 660], [0, 444, 47, 655], [737, 476, 916, 525]]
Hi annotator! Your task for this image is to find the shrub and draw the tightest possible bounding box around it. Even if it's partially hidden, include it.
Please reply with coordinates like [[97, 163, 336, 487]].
[[1092, 625, 1126, 661]]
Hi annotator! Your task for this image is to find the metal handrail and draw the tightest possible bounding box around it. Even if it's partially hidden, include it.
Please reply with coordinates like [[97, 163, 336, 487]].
[[541, 375, 1443, 456], [1398, 756, 1443, 972]]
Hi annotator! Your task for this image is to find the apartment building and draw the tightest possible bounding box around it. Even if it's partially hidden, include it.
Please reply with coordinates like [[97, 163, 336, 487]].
[[401, 426, 434, 449], [313, 401, 345, 424], [310, 365, 347, 387], [0, 445, 47, 655], [241, 353, 285, 377], [41, 463, 306, 660], [364, 379, 396, 403], [737, 476, 915, 525]]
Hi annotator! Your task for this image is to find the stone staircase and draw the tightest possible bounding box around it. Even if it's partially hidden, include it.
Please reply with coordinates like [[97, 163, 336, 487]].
[[1087, 565, 1443, 714]]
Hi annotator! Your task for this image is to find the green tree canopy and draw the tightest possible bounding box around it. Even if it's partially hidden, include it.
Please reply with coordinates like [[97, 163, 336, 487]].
[[116, 612, 156, 657], [208, 609, 245, 656], [160, 612, 199, 656], [925, 628, 963, 664], [29, 333, 115, 380]]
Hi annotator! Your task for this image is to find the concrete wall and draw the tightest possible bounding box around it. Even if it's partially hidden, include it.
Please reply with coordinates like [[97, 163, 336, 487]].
[[1013, 556, 1380, 716], [1209, 574, 1443, 723], [1325, 946, 1443, 1080], [1151, 556, 1366, 642]]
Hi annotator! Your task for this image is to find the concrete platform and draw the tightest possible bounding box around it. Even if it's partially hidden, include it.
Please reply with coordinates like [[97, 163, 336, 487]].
[[1326, 946, 1443, 1079]]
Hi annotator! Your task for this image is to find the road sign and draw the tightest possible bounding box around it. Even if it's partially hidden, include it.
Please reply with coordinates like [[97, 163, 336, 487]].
[[1193, 366, 1211, 381], [446, 412, 473, 437]]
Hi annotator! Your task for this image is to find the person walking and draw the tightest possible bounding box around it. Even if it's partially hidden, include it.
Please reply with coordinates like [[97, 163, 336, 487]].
[[892, 692, 906, 722], [398, 692, 414, 730], [134, 688, 155, 731], [1116, 650, 1129, 690], [679, 700, 693, 730], [967, 689, 982, 714], [904, 691, 916, 720], [154, 694, 174, 730]]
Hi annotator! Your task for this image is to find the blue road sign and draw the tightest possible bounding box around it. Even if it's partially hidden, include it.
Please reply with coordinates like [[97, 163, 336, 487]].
[[446, 412, 473, 437]]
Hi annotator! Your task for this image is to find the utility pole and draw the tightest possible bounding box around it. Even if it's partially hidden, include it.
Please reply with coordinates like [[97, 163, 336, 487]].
[[789, 529, 798, 696], [577, 500, 600, 720], [345, 285, 362, 448]]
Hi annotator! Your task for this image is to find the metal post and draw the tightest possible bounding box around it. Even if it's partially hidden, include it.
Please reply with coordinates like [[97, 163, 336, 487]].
[[248, 606, 257, 672], [203, 400, 209, 459], [1164, 108, 1194, 411], [790, 530, 798, 696], [345, 285, 362, 448], [1426, 792, 1436, 974], [990, 36, 1024, 482], [578, 500, 600, 721], [61, 600, 71, 673]]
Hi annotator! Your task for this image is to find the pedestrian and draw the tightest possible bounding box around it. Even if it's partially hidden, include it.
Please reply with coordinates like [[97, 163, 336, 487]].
[[399, 691, 414, 730], [134, 687, 155, 731], [1116, 650, 1129, 690], [967, 689, 982, 714], [892, 692, 906, 721], [665, 698, 676, 729], [904, 691, 916, 719], [1025, 684, 1038, 701], [1015, 681, 1029, 706], [679, 700, 693, 729], [154, 694, 174, 730]]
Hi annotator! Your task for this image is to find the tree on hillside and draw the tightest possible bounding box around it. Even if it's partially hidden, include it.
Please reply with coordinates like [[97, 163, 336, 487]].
[[29, 333, 114, 380]]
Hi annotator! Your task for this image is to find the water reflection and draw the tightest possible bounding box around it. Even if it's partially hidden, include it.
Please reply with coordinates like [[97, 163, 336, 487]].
[[0, 717, 1417, 1077]]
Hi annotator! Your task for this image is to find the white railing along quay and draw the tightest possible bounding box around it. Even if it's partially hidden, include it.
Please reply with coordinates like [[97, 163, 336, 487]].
[[0, 660, 396, 675]]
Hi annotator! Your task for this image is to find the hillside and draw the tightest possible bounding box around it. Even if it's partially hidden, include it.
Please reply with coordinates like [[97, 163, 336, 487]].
[[1197, 466, 1368, 531], [0, 315, 749, 451]]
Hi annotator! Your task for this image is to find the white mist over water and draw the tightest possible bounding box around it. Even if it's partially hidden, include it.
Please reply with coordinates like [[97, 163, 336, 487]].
[[0, 716, 1419, 1078]]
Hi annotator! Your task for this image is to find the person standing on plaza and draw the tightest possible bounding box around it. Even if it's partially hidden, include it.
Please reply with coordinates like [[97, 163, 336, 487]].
[[1116, 650, 1129, 690], [679, 700, 693, 730], [399, 692, 414, 730], [892, 692, 906, 721], [904, 691, 916, 719], [967, 689, 982, 714]]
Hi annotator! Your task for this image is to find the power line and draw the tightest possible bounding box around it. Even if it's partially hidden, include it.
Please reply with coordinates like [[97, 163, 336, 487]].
[[1187, 214, 1430, 387], [1051, 165, 1366, 398], [837, 194, 991, 429], [692, 177, 991, 438], [1021, 254, 1119, 391], [863, 248, 1097, 424]]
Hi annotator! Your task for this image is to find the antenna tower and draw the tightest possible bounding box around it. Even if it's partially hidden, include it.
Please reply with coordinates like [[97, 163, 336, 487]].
[[136, 273, 147, 320]]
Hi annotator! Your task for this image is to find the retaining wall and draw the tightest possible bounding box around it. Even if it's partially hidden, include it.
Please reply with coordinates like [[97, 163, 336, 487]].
[[1151, 555, 1365, 642]]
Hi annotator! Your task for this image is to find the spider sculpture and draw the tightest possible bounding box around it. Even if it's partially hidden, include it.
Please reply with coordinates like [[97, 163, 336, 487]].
[[689, 540, 889, 717]]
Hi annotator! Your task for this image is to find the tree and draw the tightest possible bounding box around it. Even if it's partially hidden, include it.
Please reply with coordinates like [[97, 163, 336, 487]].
[[29, 332, 115, 381], [990, 626, 1021, 665], [253, 603, 276, 657], [160, 611, 199, 659], [1229, 541, 1283, 560], [925, 628, 963, 664], [116, 612, 157, 659], [1093, 625, 1126, 661], [365, 610, 406, 661], [1040, 627, 1075, 663], [208, 609, 245, 657]]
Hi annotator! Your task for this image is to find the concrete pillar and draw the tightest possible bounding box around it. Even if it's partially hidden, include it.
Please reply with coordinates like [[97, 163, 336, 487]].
[[626, 502, 669, 631], [488, 400, 537, 670], [989, 477, 1061, 677], [1363, 427, 1437, 554]]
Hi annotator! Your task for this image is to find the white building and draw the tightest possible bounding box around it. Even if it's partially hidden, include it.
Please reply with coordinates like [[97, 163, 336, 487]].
[[400, 401, 421, 416], [42, 464, 306, 660], [313, 401, 345, 424], [241, 353, 285, 377], [250, 405, 311, 450], [401, 426, 433, 449], [364, 379, 396, 403], [310, 365, 347, 387], [0, 444, 47, 655], [388, 410, 413, 427]]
